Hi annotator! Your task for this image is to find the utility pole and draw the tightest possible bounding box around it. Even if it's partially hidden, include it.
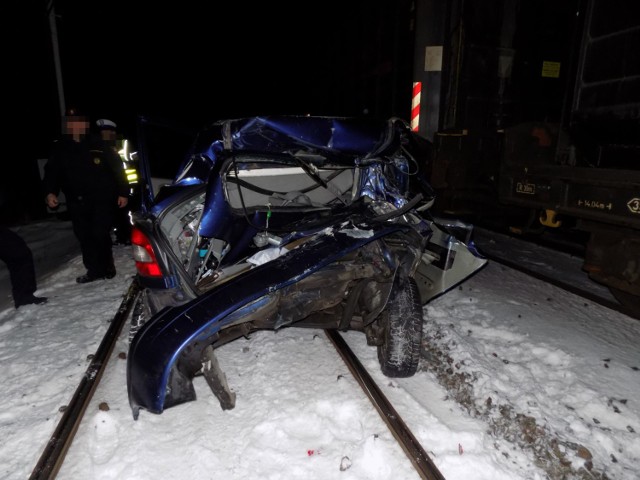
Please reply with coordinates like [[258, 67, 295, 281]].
[[47, 0, 65, 118]]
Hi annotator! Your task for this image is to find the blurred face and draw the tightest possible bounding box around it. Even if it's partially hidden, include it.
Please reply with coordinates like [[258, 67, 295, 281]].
[[100, 129, 116, 141], [64, 116, 89, 135]]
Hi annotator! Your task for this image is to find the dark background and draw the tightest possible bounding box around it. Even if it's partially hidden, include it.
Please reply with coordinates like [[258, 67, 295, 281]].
[[6, 0, 414, 225], [10, 1, 636, 227]]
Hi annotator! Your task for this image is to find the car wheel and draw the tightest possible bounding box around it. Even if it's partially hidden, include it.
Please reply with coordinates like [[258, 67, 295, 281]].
[[129, 293, 148, 343], [377, 275, 423, 378]]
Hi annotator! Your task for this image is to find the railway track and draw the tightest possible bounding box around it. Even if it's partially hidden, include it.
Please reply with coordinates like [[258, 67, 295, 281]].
[[28, 233, 636, 479], [27, 277, 445, 480], [471, 227, 640, 321], [325, 329, 446, 480], [481, 249, 638, 319], [29, 280, 140, 480]]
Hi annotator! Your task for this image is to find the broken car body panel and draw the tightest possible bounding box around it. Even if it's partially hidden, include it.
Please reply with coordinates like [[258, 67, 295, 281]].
[[127, 115, 487, 418], [128, 221, 406, 416]]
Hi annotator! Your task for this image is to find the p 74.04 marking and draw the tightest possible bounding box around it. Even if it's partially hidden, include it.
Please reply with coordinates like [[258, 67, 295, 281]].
[[577, 199, 612, 210]]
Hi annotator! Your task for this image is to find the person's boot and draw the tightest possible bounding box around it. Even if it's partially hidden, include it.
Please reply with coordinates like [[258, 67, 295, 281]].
[[76, 273, 101, 283], [15, 295, 48, 308], [76, 269, 116, 283]]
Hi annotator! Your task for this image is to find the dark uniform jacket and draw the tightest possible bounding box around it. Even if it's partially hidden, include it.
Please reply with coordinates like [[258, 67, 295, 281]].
[[43, 135, 129, 201]]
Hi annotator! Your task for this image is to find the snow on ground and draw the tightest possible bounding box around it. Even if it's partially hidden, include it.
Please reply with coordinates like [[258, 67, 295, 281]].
[[1, 243, 639, 480]]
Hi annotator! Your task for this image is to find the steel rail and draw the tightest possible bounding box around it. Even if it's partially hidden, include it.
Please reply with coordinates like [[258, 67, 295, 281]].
[[29, 279, 140, 480], [325, 329, 446, 480], [472, 226, 639, 320], [480, 250, 639, 321]]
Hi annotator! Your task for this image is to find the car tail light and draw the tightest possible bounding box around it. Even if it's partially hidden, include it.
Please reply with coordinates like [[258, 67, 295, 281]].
[[131, 227, 163, 277]]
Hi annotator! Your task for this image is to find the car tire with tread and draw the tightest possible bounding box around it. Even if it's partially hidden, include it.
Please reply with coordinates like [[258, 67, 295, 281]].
[[377, 275, 423, 377]]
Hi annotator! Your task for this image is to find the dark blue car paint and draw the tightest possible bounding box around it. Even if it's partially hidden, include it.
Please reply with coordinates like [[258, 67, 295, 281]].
[[127, 115, 485, 418], [142, 116, 420, 212], [128, 221, 406, 416]]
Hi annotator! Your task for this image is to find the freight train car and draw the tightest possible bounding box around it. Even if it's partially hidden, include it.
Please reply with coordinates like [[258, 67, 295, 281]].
[[412, 0, 639, 308]]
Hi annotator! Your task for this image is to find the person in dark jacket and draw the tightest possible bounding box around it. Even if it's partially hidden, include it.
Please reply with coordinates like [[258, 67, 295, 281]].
[[0, 226, 47, 308], [43, 109, 129, 284]]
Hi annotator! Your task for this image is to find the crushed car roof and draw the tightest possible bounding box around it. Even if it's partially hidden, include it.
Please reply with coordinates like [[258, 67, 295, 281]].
[[190, 115, 402, 162]]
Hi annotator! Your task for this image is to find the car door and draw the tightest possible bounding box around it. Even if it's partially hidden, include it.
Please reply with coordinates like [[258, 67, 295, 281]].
[[134, 115, 199, 213]]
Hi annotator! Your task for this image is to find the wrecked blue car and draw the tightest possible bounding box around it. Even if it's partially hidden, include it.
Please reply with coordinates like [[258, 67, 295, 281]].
[[127, 115, 487, 419]]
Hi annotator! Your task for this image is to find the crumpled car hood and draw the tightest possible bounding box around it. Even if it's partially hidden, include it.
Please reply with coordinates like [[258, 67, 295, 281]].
[[175, 116, 401, 185]]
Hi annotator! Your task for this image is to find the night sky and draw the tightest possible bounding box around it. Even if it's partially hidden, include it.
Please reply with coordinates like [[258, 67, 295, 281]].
[[37, 1, 412, 147], [6, 1, 413, 223]]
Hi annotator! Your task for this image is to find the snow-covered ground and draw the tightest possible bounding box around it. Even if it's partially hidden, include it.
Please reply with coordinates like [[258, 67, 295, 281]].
[[1, 236, 639, 480], [0, 218, 79, 311]]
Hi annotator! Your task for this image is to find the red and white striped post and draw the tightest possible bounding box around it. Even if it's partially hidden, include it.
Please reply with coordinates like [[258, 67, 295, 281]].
[[411, 81, 422, 132]]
